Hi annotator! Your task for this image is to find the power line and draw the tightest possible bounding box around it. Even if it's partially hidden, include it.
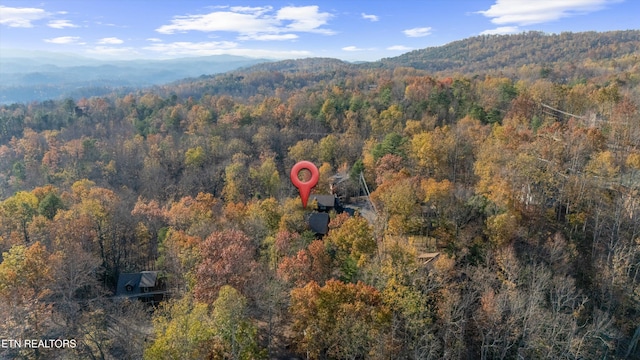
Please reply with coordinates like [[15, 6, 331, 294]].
[[540, 102, 584, 120]]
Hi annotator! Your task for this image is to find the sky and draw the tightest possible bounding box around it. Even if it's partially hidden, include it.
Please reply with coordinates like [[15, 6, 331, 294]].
[[0, 0, 637, 62]]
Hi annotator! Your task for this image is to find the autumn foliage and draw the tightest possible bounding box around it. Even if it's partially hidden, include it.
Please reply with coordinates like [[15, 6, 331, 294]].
[[1, 31, 639, 359]]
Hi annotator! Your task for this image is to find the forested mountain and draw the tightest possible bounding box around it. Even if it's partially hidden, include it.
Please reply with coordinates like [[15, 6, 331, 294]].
[[377, 30, 640, 75], [0, 31, 639, 359]]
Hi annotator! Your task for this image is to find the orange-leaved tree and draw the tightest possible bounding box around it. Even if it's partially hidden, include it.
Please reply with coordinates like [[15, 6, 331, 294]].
[[289, 279, 391, 360]]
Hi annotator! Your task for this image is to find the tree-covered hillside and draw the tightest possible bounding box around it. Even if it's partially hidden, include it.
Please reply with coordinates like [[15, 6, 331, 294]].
[[376, 30, 640, 76], [0, 30, 638, 359]]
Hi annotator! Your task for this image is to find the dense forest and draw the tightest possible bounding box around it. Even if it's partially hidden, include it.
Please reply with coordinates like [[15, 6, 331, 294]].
[[0, 30, 639, 359]]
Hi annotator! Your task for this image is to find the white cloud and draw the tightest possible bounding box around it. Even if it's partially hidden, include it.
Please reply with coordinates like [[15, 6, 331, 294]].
[[44, 36, 82, 44], [145, 40, 238, 55], [403, 27, 432, 37], [387, 45, 412, 51], [156, 5, 334, 38], [229, 6, 272, 15], [238, 33, 298, 41], [480, 26, 520, 35], [277, 5, 333, 34], [147, 38, 163, 43], [361, 13, 379, 22], [342, 46, 376, 52], [98, 37, 124, 45], [48, 19, 78, 29], [144, 40, 310, 59], [478, 0, 620, 26], [96, 21, 122, 27], [0, 5, 48, 28], [157, 10, 276, 34], [86, 46, 139, 58]]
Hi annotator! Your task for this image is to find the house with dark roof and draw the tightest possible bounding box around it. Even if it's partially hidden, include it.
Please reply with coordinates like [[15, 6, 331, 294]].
[[307, 212, 330, 236], [305, 194, 353, 237], [116, 271, 166, 304], [310, 194, 343, 213]]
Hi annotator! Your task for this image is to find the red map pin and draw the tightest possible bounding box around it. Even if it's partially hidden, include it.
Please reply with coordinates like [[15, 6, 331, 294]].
[[290, 161, 319, 208]]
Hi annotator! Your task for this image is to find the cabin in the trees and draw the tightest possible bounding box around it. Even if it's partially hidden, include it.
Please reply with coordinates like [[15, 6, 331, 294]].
[[305, 194, 346, 237], [307, 212, 330, 236], [310, 194, 343, 213], [116, 271, 166, 304]]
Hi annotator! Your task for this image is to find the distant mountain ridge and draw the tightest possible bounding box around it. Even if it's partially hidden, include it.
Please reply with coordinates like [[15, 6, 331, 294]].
[[373, 30, 640, 74], [0, 52, 270, 74], [236, 57, 352, 73], [1, 30, 638, 104], [0, 54, 270, 104], [216, 30, 639, 81]]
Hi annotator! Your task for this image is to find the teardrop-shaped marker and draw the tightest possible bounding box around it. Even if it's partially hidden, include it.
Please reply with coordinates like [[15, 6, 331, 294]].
[[290, 161, 319, 208]]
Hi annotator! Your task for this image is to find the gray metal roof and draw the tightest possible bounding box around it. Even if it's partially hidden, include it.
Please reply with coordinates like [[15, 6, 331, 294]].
[[116, 271, 160, 297], [139, 271, 157, 288], [311, 194, 337, 208]]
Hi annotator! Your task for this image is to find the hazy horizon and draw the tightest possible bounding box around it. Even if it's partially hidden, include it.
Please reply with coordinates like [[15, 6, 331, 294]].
[[1, 0, 638, 62]]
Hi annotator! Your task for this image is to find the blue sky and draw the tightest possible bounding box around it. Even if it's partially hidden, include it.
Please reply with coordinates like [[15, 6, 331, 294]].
[[0, 0, 637, 61]]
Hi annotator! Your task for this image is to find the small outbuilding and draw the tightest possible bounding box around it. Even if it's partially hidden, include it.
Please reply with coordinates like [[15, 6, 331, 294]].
[[417, 252, 441, 268]]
